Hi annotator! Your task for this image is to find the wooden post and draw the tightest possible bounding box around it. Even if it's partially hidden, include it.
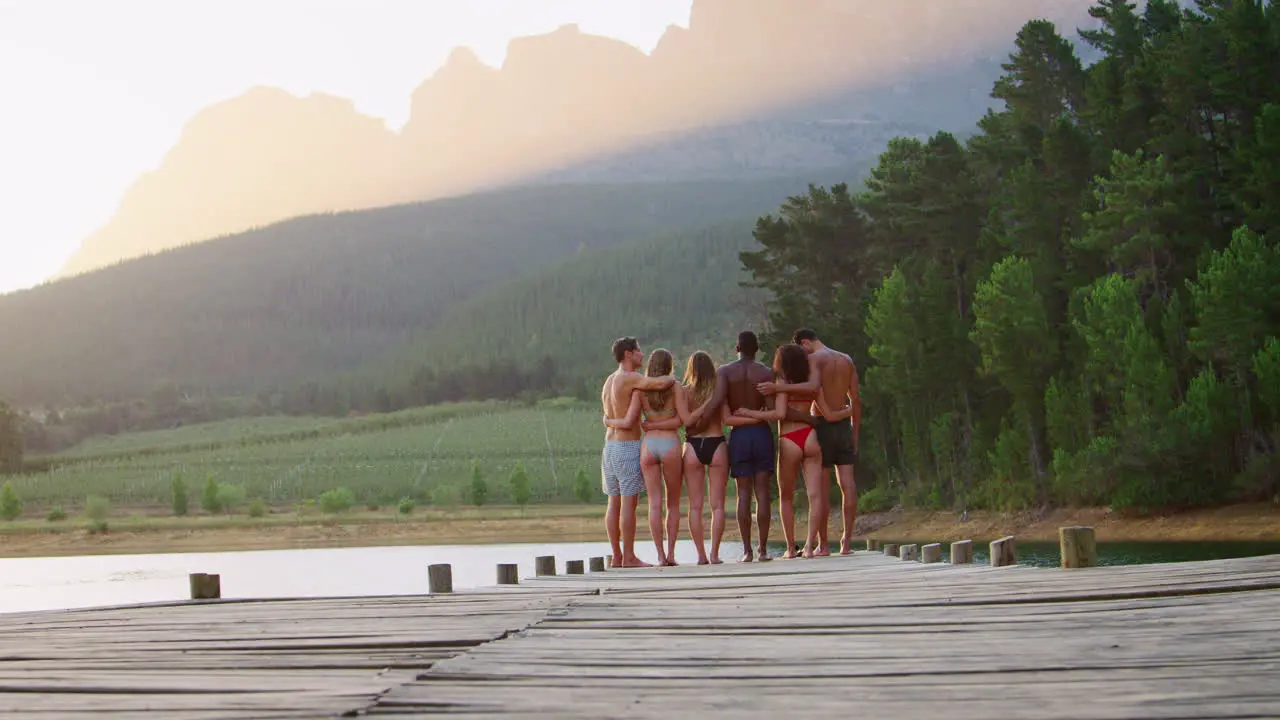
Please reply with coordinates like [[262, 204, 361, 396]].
[[589, 557, 606, 572], [950, 540, 973, 565], [882, 543, 899, 557], [566, 560, 585, 575], [1059, 526, 1097, 568], [921, 543, 942, 564], [867, 539, 881, 552], [990, 536, 1017, 567], [496, 563, 519, 585], [535, 555, 557, 576], [899, 544, 919, 561], [189, 573, 220, 600], [428, 564, 453, 594]]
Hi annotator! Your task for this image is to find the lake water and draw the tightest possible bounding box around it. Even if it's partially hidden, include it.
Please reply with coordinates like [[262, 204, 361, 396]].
[[2, 539, 1278, 615]]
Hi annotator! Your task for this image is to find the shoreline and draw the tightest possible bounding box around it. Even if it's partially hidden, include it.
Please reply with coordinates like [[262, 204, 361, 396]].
[[0, 503, 1277, 559]]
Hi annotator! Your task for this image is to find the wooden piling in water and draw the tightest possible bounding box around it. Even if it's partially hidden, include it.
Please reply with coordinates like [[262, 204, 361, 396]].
[[1059, 526, 1097, 568], [950, 540, 973, 565], [428, 564, 453, 594], [566, 560, 585, 575], [990, 536, 1017, 567], [589, 557, 606, 572], [867, 539, 881, 552], [899, 544, 919, 561], [921, 543, 942, 563], [189, 573, 220, 600], [882, 543, 900, 557], [535, 556, 557, 576], [496, 563, 519, 585]]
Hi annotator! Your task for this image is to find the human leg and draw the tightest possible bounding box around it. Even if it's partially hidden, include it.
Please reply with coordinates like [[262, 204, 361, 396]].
[[661, 443, 684, 565], [735, 475, 754, 562], [836, 463, 857, 555], [621, 494, 649, 567], [776, 437, 802, 558], [708, 443, 729, 564], [640, 444, 665, 564], [606, 495, 622, 567], [682, 446, 708, 565], [801, 434, 826, 557], [753, 470, 773, 560]]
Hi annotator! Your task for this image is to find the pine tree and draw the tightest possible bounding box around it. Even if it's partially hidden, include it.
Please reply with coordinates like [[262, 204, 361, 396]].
[[0, 481, 21, 521], [172, 472, 189, 517], [509, 463, 531, 513], [469, 461, 488, 507]]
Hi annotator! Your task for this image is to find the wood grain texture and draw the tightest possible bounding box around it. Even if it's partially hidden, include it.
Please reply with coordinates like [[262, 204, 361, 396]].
[[2, 550, 1277, 718]]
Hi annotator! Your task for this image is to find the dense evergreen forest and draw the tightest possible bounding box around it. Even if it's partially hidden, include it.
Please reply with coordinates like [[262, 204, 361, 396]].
[[0, 177, 825, 406], [746, 0, 1280, 512], [363, 221, 765, 407]]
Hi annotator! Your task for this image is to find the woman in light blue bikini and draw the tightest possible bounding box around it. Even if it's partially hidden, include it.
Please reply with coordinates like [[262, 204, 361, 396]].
[[637, 349, 684, 566]]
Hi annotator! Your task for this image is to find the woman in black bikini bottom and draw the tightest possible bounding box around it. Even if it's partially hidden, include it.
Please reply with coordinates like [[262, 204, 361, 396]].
[[652, 351, 728, 565]]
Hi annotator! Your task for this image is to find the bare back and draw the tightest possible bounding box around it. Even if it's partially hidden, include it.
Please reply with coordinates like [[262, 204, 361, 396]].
[[722, 359, 774, 421], [814, 348, 856, 411], [601, 371, 643, 442]]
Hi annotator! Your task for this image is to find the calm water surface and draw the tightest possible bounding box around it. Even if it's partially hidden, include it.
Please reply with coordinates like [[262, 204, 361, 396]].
[[2, 539, 1277, 615]]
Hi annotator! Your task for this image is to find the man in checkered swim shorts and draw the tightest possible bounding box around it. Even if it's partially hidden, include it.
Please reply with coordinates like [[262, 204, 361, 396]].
[[599, 336, 674, 568]]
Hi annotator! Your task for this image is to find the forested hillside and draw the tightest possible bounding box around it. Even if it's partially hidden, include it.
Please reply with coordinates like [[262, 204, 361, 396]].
[[1, 178, 818, 406], [745, 0, 1280, 512], [364, 221, 766, 407]]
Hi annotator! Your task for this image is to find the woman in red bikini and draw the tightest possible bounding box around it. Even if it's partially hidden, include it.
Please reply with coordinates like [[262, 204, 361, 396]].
[[734, 343, 825, 559]]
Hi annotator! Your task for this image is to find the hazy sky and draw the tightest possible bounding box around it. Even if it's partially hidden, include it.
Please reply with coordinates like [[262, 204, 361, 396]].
[[0, 0, 692, 295]]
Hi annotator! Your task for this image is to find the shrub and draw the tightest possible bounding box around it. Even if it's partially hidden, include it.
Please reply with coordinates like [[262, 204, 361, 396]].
[[247, 498, 267, 518], [46, 506, 67, 522], [573, 467, 594, 504], [85, 494, 110, 533], [216, 484, 246, 515], [509, 462, 531, 511], [318, 487, 356, 514], [201, 474, 221, 514], [0, 481, 21, 521], [858, 486, 895, 513], [397, 497, 416, 515], [172, 472, 189, 517], [469, 461, 488, 507]]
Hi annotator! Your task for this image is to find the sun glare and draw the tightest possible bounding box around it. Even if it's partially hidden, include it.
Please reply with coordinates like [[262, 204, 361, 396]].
[[0, 0, 691, 294]]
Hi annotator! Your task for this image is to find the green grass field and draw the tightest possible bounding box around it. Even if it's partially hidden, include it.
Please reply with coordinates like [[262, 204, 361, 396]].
[[9, 399, 607, 512]]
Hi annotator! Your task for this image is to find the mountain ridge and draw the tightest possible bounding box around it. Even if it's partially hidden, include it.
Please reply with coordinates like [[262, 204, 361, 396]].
[[57, 0, 1100, 278]]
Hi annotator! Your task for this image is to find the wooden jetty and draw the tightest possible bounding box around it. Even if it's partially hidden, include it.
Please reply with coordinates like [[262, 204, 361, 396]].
[[1, 547, 1278, 718]]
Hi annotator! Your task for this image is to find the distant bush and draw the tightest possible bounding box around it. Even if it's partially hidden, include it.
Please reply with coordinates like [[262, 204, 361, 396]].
[[397, 497, 416, 515], [172, 472, 189, 516], [509, 462, 531, 511], [0, 481, 21, 521], [318, 487, 355, 514], [201, 474, 221, 514], [858, 486, 895, 513], [247, 498, 267, 518], [215, 484, 246, 515], [573, 467, 594, 504], [46, 506, 67, 522], [469, 461, 488, 507], [85, 494, 110, 533]]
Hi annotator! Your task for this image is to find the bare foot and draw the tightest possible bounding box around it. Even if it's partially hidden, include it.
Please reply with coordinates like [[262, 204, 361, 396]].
[[781, 549, 799, 559], [801, 545, 814, 559], [609, 555, 622, 568], [622, 556, 654, 568], [839, 538, 853, 555], [740, 551, 754, 563], [757, 549, 772, 562], [814, 547, 831, 557], [663, 557, 680, 567], [709, 556, 723, 565], [697, 557, 710, 566]]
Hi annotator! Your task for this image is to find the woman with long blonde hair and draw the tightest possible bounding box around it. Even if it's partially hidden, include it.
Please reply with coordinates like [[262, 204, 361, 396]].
[[626, 348, 683, 566], [642, 350, 737, 565]]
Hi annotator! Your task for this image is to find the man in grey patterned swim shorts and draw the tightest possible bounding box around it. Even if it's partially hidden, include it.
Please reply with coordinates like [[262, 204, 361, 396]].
[[600, 337, 674, 568]]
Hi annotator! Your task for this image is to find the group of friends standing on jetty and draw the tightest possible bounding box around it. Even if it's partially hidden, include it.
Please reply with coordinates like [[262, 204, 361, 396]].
[[600, 329, 860, 568]]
